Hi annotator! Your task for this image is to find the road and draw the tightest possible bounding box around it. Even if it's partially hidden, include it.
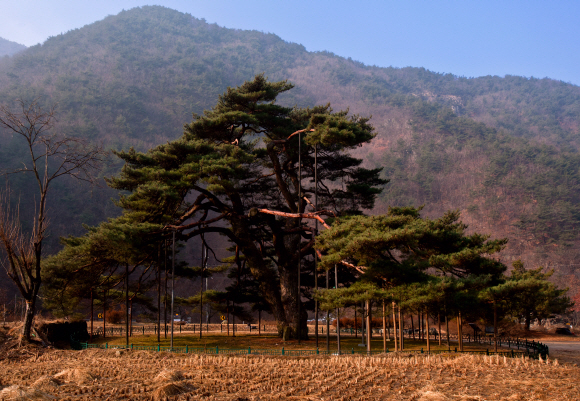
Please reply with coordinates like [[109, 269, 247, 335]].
[[542, 341, 580, 364]]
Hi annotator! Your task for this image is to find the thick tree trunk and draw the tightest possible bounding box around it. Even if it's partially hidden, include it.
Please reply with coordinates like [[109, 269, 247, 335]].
[[22, 298, 36, 341], [21, 246, 42, 341], [230, 217, 291, 338], [277, 229, 308, 340], [525, 311, 531, 331]]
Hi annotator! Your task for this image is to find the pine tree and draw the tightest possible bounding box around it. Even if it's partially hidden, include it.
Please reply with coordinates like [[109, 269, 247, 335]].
[[101, 74, 385, 338], [501, 260, 572, 331]]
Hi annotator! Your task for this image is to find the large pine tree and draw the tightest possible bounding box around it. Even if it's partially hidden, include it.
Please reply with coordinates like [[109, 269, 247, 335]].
[[105, 74, 385, 338]]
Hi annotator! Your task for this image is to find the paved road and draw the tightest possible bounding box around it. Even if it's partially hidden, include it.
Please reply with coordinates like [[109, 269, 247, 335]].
[[543, 341, 580, 352], [542, 341, 580, 364]]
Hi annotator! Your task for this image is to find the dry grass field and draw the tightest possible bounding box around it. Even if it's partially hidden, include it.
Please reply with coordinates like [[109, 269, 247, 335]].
[[2, 348, 579, 400]]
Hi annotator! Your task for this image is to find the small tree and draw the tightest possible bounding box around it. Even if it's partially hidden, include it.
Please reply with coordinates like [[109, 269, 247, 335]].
[[504, 260, 572, 331], [0, 99, 105, 340]]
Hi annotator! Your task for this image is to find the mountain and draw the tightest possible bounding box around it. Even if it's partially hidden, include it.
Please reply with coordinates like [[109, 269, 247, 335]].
[[0, 37, 26, 57], [0, 6, 579, 296]]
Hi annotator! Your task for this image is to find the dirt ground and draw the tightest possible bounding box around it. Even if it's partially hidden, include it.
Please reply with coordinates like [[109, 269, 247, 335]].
[[1, 348, 580, 400]]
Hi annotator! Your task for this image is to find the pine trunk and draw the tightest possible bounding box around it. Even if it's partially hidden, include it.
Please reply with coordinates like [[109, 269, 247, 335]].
[[392, 302, 397, 351], [398, 307, 403, 351], [438, 313, 442, 346], [494, 301, 498, 352], [382, 301, 386, 352], [426, 314, 431, 353]]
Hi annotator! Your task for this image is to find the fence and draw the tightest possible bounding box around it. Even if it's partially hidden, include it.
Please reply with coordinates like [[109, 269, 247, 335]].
[[89, 326, 549, 358], [79, 341, 546, 359], [92, 323, 275, 338]]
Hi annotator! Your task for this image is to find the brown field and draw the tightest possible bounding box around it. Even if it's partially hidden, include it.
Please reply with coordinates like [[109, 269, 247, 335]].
[[2, 349, 579, 400]]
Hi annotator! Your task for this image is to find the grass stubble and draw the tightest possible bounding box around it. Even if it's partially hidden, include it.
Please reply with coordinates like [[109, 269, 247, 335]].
[[1, 349, 579, 400]]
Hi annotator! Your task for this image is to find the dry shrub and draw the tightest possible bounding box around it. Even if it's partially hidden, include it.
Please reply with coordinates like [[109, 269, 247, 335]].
[[416, 384, 449, 401], [7, 323, 23, 337], [153, 369, 184, 383], [31, 376, 61, 389], [53, 368, 95, 385], [418, 391, 448, 401], [152, 382, 192, 400], [106, 308, 124, 324], [0, 385, 55, 400]]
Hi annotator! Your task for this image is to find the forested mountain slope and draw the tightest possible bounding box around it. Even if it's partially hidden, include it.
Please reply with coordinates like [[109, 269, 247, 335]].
[[0, 6, 579, 294], [0, 37, 26, 57]]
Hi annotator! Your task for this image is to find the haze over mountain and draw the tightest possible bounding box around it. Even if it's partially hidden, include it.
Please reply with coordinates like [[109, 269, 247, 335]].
[[0, 37, 26, 57], [1, 6, 579, 297]]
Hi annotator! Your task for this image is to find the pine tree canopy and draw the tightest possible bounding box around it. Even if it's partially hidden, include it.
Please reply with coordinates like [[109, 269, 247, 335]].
[[316, 206, 508, 285], [49, 74, 386, 338]]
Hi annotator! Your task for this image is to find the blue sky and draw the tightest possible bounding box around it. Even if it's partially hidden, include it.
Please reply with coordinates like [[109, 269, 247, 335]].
[[1, 1, 579, 85]]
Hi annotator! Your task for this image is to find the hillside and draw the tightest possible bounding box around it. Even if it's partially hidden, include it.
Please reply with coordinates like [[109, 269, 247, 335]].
[[0, 37, 26, 57], [0, 6, 579, 295]]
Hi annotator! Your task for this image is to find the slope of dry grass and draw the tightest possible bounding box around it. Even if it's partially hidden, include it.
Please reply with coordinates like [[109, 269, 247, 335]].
[[1, 349, 578, 400]]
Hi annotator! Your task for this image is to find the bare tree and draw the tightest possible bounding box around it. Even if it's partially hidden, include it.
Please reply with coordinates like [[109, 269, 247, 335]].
[[0, 98, 105, 341]]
